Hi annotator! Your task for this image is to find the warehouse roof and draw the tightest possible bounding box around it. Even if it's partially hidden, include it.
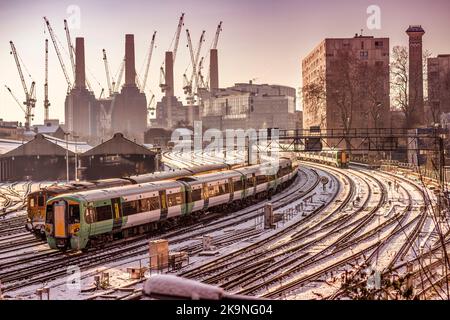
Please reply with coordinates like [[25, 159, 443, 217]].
[[82, 133, 156, 157], [0, 134, 75, 158]]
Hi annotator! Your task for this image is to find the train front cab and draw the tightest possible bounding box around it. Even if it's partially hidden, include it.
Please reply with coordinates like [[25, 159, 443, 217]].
[[45, 198, 82, 250], [26, 191, 48, 236]]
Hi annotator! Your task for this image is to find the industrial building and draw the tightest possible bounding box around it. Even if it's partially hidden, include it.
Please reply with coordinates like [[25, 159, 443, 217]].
[[0, 134, 80, 181], [64, 35, 148, 144], [0, 132, 159, 182], [427, 54, 450, 123], [79, 133, 158, 180], [302, 34, 391, 133], [200, 82, 300, 131]]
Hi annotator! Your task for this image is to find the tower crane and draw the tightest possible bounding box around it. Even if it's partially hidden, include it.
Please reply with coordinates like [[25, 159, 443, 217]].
[[160, 13, 185, 92], [141, 31, 156, 93], [44, 39, 51, 121], [197, 56, 206, 89], [103, 49, 113, 97], [44, 16, 72, 93], [9, 41, 36, 131], [184, 29, 205, 104], [206, 21, 223, 89], [64, 19, 76, 80], [5, 85, 26, 114], [114, 58, 125, 93]]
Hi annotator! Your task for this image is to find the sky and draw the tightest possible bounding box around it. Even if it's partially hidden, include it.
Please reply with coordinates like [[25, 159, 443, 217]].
[[1, 0, 450, 125]]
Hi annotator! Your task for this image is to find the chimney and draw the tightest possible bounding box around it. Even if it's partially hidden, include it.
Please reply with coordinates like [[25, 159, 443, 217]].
[[165, 51, 174, 97], [75, 37, 85, 89], [209, 49, 219, 92], [125, 34, 136, 86]]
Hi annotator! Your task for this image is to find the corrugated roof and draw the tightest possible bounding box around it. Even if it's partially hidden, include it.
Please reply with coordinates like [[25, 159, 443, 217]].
[[82, 133, 156, 156]]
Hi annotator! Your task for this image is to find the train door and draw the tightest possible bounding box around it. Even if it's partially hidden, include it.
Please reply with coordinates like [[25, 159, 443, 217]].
[[111, 198, 122, 233], [159, 190, 168, 220], [202, 183, 209, 210], [53, 200, 67, 238]]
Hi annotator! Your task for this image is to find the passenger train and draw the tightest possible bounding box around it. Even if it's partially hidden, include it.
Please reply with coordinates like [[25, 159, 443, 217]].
[[26, 163, 234, 237], [298, 148, 349, 168], [44, 158, 298, 251]]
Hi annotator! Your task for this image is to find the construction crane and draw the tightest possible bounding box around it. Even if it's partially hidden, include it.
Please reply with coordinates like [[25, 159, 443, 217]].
[[184, 29, 205, 104], [44, 39, 50, 121], [147, 93, 156, 117], [141, 31, 157, 93], [160, 13, 185, 92], [197, 56, 206, 89], [102, 49, 113, 97], [64, 19, 76, 80], [206, 21, 223, 89], [5, 85, 26, 114], [9, 41, 36, 131], [114, 58, 125, 93], [44, 16, 72, 93], [172, 13, 185, 62]]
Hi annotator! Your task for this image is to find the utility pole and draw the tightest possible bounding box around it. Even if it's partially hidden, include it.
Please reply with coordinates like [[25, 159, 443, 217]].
[[65, 132, 70, 182], [73, 135, 79, 181]]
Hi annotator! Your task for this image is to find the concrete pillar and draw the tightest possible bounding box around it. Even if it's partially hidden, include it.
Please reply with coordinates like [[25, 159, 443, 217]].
[[125, 34, 136, 86], [209, 49, 219, 93], [75, 38, 86, 89]]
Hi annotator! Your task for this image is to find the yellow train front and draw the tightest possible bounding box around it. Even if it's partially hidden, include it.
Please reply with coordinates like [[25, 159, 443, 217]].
[[299, 148, 349, 168]]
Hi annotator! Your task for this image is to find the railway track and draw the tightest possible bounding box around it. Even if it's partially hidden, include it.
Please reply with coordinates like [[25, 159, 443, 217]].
[[0, 167, 320, 295]]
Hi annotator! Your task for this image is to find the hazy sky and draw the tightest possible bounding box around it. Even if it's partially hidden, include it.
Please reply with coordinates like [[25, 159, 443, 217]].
[[1, 0, 450, 124]]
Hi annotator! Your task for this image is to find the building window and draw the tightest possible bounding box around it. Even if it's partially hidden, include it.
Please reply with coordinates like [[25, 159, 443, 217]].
[[375, 41, 384, 48], [360, 51, 369, 59]]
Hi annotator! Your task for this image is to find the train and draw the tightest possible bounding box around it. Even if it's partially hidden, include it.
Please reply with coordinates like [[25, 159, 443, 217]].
[[298, 148, 349, 168], [44, 158, 298, 251], [26, 163, 235, 237]]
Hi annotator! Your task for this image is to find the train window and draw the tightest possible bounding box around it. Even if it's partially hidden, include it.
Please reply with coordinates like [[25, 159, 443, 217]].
[[68, 205, 80, 224], [246, 177, 255, 188], [149, 197, 160, 210], [85, 207, 95, 224], [191, 189, 202, 202], [140, 199, 150, 212], [256, 175, 268, 185], [38, 195, 45, 207], [30, 197, 35, 207], [268, 175, 276, 181], [167, 193, 183, 207], [95, 205, 113, 222], [233, 180, 244, 191], [123, 201, 139, 216], [219, 183, 229, 195], [45, 204, 53, 223]]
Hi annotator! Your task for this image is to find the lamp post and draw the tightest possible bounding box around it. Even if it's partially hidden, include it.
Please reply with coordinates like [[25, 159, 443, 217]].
[[73, 135, 79, 181], [64, 132, 70, 183]]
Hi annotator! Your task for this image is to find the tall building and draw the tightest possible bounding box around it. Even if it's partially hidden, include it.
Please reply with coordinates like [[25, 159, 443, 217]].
[[427, 54, 450, 123], [200, 82, 300, 130], [302, 35, 390, 133], [64, 37, 97, 141], [406, 25, 426, 127], [110, 34, 148, 143]]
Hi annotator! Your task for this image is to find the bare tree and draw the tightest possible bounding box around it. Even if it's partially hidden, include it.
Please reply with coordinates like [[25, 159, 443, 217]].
[[391, 46, 432, 127]]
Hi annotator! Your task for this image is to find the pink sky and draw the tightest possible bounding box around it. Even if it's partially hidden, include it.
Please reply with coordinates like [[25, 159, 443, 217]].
[[1, 0, 450, 124]]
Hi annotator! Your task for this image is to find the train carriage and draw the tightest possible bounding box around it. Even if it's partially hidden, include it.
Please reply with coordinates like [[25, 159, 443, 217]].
[[44, 158, 298, 251]]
